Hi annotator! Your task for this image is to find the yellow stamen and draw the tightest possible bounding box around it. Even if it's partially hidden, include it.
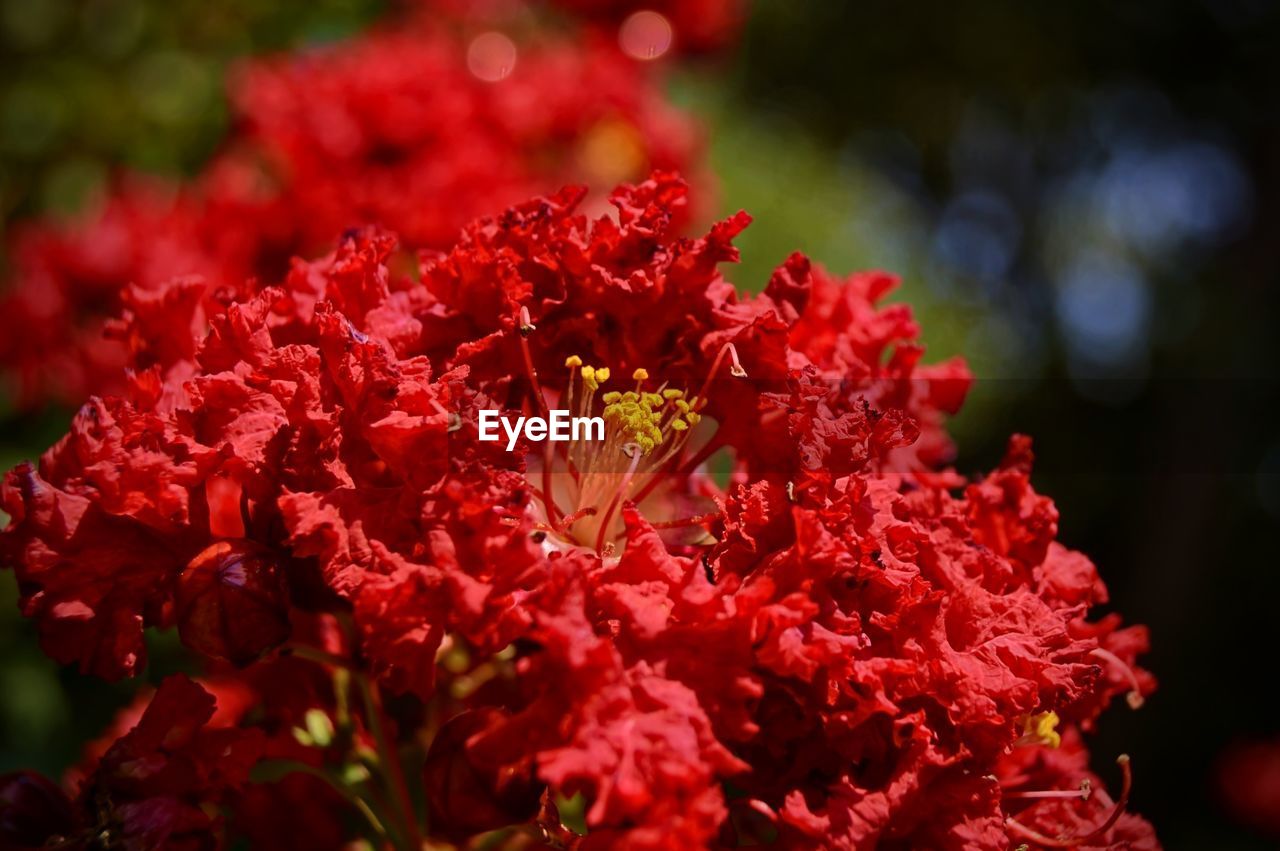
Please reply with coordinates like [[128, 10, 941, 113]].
[[602, 393, 664, 454], [536, 360, 714, 554], [1017, 711, 1061, 749]]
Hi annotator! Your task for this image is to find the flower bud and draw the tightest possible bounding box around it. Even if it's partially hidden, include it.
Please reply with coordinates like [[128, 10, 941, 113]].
[[176, 541, 291, 666]]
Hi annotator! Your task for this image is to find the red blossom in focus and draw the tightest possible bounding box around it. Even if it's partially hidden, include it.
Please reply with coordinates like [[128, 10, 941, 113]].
[[1, 175, 1156, 849]]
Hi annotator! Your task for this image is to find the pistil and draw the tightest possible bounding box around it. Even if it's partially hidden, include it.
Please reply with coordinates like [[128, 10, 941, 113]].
[[1090, 647, 1146, 709], [1004, 755, 1134, 848]]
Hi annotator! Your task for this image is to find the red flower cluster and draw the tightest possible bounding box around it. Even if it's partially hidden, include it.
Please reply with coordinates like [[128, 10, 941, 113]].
[[0, 23, 699, 409], [1, 174, 1156, 849]]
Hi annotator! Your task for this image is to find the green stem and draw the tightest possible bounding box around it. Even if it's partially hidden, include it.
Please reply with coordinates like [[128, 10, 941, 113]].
[[281, 642, 353, 669], [357, 672, 423, 850], [282, 642, 420, 849]]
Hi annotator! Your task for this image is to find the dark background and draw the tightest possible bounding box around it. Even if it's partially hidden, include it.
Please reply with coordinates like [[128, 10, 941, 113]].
[[4, 1, 1279, 847]]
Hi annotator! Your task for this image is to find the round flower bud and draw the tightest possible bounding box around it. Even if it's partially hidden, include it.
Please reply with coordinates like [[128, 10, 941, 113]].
[[176, 541, 291, 666]]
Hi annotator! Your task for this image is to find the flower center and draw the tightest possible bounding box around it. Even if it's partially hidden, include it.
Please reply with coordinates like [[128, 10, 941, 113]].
[[512, 309, 745, 554], [531, 358, 710, 553]]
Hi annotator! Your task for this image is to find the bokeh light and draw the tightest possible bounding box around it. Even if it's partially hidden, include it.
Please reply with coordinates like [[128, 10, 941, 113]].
[[466, 31, 517, 82], [619, 10, 673, 61]]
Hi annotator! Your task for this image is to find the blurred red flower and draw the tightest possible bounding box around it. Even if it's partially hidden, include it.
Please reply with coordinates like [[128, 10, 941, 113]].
[[1217, 737, 1280, 839], [0, 23, 700, 410]]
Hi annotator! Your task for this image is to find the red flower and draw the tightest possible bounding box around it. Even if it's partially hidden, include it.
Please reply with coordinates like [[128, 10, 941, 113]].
[[228, 28, 700, 252], [1, 175, 1155, 848], [0, 181, 215, 407], [997, 729, 1159, 850]]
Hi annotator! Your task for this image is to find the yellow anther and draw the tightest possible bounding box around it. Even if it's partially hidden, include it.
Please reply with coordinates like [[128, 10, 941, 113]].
[[602, 385, 667, 454], [1019, 711, 1061, 749], [539, 362, 715, 552]]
